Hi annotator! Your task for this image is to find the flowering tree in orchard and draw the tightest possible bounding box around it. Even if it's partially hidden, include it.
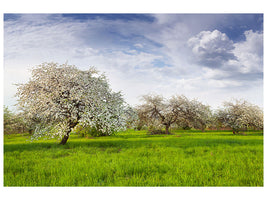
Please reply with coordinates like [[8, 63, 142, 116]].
[[137, 95, 177, 134], [170, 95, 212, 131], [137, 94, 212, 134], [215, 100, 263, 134], [16, 62, 127, 144]]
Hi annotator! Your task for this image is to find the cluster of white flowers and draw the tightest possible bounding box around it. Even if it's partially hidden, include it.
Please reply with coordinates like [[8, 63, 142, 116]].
[[16, 62, 127, 142], [216, 100, 263, 132]]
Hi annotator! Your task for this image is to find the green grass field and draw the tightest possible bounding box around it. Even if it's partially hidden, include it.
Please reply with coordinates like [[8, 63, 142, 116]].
[[4, 130, 263, 186]]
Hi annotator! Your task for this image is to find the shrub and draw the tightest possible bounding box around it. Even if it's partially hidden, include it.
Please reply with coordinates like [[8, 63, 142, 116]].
[[73, 125, 116, 137], [148, 129, 173, 135]]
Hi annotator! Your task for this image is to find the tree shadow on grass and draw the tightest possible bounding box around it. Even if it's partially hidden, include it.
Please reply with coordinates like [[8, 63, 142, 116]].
[[4, 135, 263, 153]]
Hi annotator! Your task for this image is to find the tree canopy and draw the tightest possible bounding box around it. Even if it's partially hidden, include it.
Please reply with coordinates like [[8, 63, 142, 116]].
[[215, 100, 263, 133], [136, 94, 212, 134], [16, 62, 127, 144]]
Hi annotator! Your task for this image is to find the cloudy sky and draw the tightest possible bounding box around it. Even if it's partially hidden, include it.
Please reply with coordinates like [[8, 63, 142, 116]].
[[4, 13, 263, 110]]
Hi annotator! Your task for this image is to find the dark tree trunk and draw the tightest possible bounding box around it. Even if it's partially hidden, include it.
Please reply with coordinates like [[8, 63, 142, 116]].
[[59, 124, 72, 145], [60, 134, 69, 145], [29, 128, 33, 135], [165, 124, 170, 134], [59, 120, 79, 145]]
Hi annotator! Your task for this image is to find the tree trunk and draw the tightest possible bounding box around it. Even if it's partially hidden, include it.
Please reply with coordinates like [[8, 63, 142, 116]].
[[60, 134, 69, 145], [59, 127, 72, 145], [59, 119, 79, 145], [165, 125, 170, 134]]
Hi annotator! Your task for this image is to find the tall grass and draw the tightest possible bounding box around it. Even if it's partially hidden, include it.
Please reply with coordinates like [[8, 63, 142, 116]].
[[4, 130, 263, 186]]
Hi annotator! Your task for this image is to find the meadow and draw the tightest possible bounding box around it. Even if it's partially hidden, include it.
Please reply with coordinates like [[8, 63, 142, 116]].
[[4, 129, 263, 186]]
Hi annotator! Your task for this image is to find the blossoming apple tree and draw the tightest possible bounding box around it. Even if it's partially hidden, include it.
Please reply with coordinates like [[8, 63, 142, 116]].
[[137, 94, 177, 134], [170, 95, 212, 131], [137, 94, 212, 134], [16, 62, 127, 144], [215, 100, 263, 134]]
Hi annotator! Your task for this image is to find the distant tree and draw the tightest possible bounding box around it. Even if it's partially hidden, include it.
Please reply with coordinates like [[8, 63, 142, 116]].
[[170, 95, 212, 132], [137, 94, 177, 134], [216, 100, 263, 134], [16, 62, 127, 144], [123, 105, 139, 129], [137, 94, 212, 134], [4, 106, 16, 134], [4, 106, 26, 134]]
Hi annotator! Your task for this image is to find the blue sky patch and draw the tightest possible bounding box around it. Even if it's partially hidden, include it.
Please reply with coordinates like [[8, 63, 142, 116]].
[[61, 13, 155, 22]]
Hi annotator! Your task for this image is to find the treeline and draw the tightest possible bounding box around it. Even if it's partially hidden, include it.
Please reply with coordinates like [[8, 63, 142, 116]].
[[126, 94, 263, 135], [4, 94, 263, 136]]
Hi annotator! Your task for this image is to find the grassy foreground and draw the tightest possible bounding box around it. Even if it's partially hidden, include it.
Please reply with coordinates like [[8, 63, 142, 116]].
[[4, 130, 263, 186]]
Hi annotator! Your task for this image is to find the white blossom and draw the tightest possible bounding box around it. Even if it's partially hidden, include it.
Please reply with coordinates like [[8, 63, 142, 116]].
[[215, 100, 263, 133], [16, 62, 127, 144]]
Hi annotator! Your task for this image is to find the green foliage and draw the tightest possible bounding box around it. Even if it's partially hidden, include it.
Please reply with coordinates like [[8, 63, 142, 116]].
[[4, 130, 263, 186]]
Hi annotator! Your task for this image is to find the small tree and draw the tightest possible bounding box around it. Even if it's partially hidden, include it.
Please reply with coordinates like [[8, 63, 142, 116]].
[[137, 94, 178, 134], [16, 62, 126, 144], [216, 100, 263, 134]]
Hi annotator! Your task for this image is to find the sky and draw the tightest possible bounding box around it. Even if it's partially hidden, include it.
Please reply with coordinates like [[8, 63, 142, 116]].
[[4, 13, 263, 110]]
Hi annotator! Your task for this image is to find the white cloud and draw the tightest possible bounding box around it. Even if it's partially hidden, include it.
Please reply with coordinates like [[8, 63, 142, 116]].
[[233, 30, 263, 73], [187, 29, 263, 84], [187, 30, 235, 68]]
